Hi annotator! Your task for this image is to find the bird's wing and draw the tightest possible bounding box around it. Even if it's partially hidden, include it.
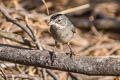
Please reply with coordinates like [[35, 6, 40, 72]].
[[71, 25, 75, 33]]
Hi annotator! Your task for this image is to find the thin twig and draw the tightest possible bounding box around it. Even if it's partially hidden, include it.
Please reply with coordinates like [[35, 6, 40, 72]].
[[0, 6, 34, 41], [0, 31, 34, 47], [80, 42, 120, 56], [107, 46, 120, 56], [6, 73, 42, 80], [25, 17, 43, 50], [41, 68, 47, 80], [42, 0, 49, 15], [69, 73, 79, 80], [57, 4, 90, 14], [0, 66, 7, 80], [46, 69, 59, 80]]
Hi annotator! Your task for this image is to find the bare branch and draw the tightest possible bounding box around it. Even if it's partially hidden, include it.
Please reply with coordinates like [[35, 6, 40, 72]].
[[6, 73, 42, 80], [0, 44, 120, 76], [57, 4, 90, 15], [0, 31, 34, 47], [25, 17, 43, 50], [0, 6, 34, 41], [41, 0, 49, 15], [0, 5, 43, 50], [41, 68, 47, 80], [46, 69, 59, 80], [0, 67, 8, 80]]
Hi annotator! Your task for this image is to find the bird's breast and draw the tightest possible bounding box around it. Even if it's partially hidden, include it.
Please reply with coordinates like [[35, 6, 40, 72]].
[[50, 26, 74, 43]]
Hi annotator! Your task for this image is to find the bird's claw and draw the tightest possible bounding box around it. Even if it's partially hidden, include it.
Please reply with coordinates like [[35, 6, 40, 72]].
[[70, 51, 74, 58], [50, 51, 56, 65]]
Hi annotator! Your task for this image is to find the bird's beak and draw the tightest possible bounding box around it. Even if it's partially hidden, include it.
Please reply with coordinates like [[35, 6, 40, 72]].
[[48, 21, 51, 26], [48, 20, 54, 26]]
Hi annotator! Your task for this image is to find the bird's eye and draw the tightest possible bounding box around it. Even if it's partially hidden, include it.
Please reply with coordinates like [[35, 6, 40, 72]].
[[56, 19, 61, 23]]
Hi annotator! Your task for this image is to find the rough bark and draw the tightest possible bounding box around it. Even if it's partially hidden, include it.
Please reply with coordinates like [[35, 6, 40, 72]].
[[0, 44, 120, 76]]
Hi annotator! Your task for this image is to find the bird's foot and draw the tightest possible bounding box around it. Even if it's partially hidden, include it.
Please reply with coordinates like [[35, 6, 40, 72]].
[[69, 51, 74, 58], [70, 52, 73, 58], [50, 51, 56, 65], [66, 51, 74, 58]]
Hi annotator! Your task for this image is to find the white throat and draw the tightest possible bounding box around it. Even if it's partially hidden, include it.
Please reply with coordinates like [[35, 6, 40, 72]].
[[52, 22, 65, 29]]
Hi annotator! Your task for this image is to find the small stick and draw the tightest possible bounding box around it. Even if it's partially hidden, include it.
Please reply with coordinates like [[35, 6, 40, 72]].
[[0, 66, 8, 80], [42, 0, 49, 15], [0, 6, 34, 41], [57, 4, 90, 14]]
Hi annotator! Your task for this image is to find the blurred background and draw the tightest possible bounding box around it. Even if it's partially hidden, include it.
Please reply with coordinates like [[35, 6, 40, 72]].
[[0, 0, 120, 80]]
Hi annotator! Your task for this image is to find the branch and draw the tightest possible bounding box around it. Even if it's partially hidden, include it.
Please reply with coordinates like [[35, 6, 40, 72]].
[[0, 5, 43, 50], [57, 4, 90, 15], [0, 6, 34, 41], [0, 31, 34, 47], [6, 73, 42, 80], [0, 44, 120, 76]]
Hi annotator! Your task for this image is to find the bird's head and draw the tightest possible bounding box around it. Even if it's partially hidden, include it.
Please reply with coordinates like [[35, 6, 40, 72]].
[[49, 14, 68, 28]]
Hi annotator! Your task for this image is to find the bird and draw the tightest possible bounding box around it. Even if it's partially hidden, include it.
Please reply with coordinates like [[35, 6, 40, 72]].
[[48, 13, 75, 59]]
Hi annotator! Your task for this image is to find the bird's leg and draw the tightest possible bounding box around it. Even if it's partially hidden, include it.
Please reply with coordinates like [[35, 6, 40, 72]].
[[51, 41, 57, 63], [67, 42, 74, 57], [53, 41, 57, 53]]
